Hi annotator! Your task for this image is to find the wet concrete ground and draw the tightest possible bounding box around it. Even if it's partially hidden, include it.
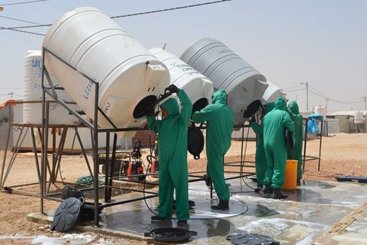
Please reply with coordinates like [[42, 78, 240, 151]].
[[95, 176, 367, 244]]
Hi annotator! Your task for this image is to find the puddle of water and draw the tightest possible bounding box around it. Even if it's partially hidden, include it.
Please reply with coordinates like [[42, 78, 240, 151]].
[[31, 234, 95, 244], [238, 218, 327, 243], [0, 233, 111, 245]]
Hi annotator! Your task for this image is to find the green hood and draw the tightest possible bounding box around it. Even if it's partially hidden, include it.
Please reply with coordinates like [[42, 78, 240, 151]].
[[160, 98, 179, 116], [274, 97, 287, 110], [212, 89, 227, 105], [265, 102, 275, 113], [288, 100, 300, 114]]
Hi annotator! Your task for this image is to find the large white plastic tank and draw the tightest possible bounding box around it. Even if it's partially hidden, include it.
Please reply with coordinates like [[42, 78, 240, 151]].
[[149, 48, 214, 113], [262, 82, 286, 104], [180, 37, 268, 125], [42, 7, 169, 137], [23, 50, 79, 124]]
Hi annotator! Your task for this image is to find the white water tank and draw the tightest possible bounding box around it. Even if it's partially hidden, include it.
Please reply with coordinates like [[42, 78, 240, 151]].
[[149, 48, 214, 113], [42, 7, 169, 137], [262, 82, 286, 104], [23, 50, 79, 124], [181, 37, 268, 125]]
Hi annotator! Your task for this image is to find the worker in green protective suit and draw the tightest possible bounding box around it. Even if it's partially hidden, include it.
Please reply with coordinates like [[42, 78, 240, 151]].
[[263, 97, 294, 199], [192, 90, 234, 210], [146, 84, 192, 225], [249, 102, 274, 193], [288, 101, 303, 185]]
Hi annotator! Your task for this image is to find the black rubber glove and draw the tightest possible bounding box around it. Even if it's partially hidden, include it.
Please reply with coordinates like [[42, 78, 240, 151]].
[[166, 84, 180, 94], [145, 106, 155, 116]]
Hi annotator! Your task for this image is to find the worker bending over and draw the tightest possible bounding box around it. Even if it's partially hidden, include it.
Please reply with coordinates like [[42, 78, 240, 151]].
[[263, 97, 294, 199]]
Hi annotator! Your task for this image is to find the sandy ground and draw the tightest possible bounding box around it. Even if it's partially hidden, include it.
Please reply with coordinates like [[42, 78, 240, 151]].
[[0, 133, 366, 243]]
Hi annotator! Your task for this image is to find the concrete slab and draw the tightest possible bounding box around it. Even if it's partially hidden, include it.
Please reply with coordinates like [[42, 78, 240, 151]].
[[29, 178, 367, 244], [95, 177, 367, 244]]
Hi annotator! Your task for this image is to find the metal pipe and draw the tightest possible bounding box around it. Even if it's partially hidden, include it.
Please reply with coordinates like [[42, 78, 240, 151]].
[[107, 134, 118, 200], [40, 49, 46, 214], [74, 128, 93, 176], [104, 132, 110, 202], [31, 127, 42, 184], [2, 127, 27, 187], [302, 118, 308, 173], [0, 105, 13, 189], [318, 121, 323, 171], [93, 82, 100, 226]]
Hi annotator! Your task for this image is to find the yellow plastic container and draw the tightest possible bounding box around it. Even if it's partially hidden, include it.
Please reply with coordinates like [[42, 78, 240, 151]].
[[282, 159, 298, 190]]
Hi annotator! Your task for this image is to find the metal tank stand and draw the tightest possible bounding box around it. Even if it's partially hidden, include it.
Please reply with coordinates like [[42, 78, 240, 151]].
[[188, 123, 256, 199], [41, 47, 102, 226], [302, 118, 323, 172], [223, 124, 257, 194], [40, 46, 259, 227], [0, 124, 92, 196], [225, 124, 256, 176], [0, 101, 17, 189], [40, 47, 159, 227], [0, 101, 93, 196], [0, 102, 44, 193]]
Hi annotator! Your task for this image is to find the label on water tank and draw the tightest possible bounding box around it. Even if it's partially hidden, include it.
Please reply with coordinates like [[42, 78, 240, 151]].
[[82, 80, 94, 100]]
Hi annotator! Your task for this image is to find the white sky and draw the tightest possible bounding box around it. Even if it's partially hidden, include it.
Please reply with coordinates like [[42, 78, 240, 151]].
[[1, 0, 366, 113]]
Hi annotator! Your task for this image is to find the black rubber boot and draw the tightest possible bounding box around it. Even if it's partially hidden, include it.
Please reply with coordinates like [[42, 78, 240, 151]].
[[204, 175, 212, 187], [273, 188, 288, 199], [177, 220, 188, 226], [254, 186, 263, 193], [151, 215, 164, 221], [211, 200, 229, 210], [263, 185, 273, 194]]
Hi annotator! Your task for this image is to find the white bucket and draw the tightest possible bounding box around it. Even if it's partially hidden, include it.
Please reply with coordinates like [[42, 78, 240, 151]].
[[149, 48, 213, 113], [262, 82, 286, 104], [181, 37, 268, 125], [42, 7, 170, 137], [23, 50, 79, 125]]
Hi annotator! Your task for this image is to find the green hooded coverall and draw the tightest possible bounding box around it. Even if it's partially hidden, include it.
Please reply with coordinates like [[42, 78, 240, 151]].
[[250, 103, 274, 190], [146, 90, 192, 221], [263, 97, 294, 188], [288, 101, 303, 181], [192, 90, 234, 202]]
